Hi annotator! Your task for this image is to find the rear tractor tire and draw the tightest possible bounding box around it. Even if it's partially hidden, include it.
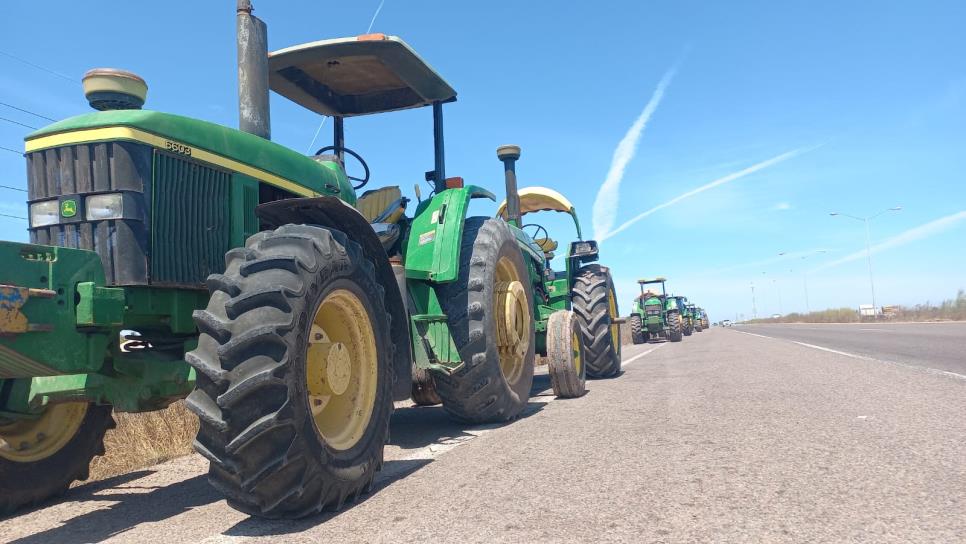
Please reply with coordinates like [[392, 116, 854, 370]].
[[573, 264, 622, 379], [668, 312, 684, 342], [547, 310, 587, 398], [433, 217, 535, 423], [0, 402, 114, 514], [629, 314, 647, 345], [683, 321, 693, 337], [186, 224, 394, 519]]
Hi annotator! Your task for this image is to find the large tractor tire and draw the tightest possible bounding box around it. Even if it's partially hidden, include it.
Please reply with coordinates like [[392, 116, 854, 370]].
[[695, 322, 703, 333], [546, 310, 586, 398], [433, 217, 535, 423], [0, 402, 114, 514], [668, 312, 684, 342], [573, 264, 622, 378], [629, 314, 647, 345], [186, 224, 394, 519], [683, 320, 693, 337], [411, 367, 442, 406]]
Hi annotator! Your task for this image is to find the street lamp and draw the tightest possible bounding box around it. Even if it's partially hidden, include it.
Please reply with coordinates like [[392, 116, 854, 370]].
[[829, 206, 902, 319], [779, 249, 828, 314]]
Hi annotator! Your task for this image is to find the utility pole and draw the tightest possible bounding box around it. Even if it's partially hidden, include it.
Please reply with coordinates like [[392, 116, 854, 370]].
[[830, 207, 901, 320], [750, 283, 757, 319]]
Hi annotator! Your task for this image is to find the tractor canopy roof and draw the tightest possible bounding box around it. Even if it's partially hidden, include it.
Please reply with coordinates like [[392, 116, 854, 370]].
[[638, 277, 667, 285], [268, 34, 456, 117], [495, 186, 582, 238]]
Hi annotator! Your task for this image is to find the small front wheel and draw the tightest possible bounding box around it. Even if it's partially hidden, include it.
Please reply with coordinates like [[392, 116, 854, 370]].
[[547, 310, 586, 398], [629, 314, 646, 345]]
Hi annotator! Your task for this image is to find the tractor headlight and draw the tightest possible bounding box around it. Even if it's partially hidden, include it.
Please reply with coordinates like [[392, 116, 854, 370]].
[[85, 193, 124, 221], [29, 200, 60, 227]]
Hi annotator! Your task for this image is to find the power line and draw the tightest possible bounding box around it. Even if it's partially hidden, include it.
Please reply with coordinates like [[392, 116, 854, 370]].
[[0, 50, 74, 82], [1, 184, 27, 192], [0, 145, 22, 155], [0, 101, 56, 122], [0, 116, 38, 130], [0, 212, 27, 221]]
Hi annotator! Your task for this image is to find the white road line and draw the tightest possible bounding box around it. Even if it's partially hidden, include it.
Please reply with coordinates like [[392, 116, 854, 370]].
[[733, 330, 966, 382], [622, 342, 667, 367], [731, 330, 774, 340], [858, 328, 888, 332]]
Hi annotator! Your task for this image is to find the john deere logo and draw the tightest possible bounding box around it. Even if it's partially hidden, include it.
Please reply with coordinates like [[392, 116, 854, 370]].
[[60, 199, 77, 218]]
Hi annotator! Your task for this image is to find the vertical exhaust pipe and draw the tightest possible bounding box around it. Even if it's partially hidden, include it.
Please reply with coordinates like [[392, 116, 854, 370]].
[[237, 0, 271, 139], [497, 144, 522, 227]]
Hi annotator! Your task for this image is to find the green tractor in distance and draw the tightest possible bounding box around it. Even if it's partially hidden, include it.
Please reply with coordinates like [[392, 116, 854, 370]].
[[0, 5, 549, 518], [697, 307, 710, 331], [494, 181, 623, 389], [629, 278, 684, 343], [675, 296, 694, 337], [686, 303, 702, 333]]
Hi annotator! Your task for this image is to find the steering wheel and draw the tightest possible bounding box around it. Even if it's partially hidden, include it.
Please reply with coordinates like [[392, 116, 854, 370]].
[[522, 223, 549, 244], [314, 145, 371, 190]]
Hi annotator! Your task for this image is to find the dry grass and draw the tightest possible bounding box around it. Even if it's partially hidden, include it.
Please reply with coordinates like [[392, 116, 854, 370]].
[[87, 401, 199, 482]]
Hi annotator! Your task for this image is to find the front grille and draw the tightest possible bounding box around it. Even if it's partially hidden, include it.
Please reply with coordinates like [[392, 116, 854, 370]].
[[645, 304, 662, 315], [27, 142, 152, 285], [151, 153, 230, 286]]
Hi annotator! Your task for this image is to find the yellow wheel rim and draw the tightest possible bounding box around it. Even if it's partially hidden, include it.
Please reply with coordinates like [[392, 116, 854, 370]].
[[0, 402, 88, 463], [571, 329, 582, 376], [306, 289, 378, 451], [494, 255, 530, 386], [607, 287, 620, 353]]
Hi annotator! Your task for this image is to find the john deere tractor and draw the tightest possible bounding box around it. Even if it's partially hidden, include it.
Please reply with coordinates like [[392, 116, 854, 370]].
[[697, 307, 710, 331], [0, 3, 552, 518], [675, 296, 694, 336], [629, 278, 683, 343], [494, 180, 623, 389], [686, 303, 702, 333]]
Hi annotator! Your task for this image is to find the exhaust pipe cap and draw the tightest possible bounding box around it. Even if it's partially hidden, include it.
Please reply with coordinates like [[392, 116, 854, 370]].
[[497, 144, 521, 161], [82, 68, 148, 111]]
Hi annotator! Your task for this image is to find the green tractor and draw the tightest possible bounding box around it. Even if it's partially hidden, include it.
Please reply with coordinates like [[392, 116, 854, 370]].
[[0, 5, 562, 518], [675, 296, 694, 337], [628, 278, 684, 343], [697, 307, 710, 331], [686, 303, 702, 333], [494, 182, 623, 389]]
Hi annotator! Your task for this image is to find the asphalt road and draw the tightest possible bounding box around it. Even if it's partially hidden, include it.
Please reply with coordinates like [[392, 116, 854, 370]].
[[1, 328, 963, 543], [736, 321, 966, 377]]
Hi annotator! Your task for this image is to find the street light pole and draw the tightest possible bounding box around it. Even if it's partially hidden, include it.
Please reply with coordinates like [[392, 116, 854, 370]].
[[750, 283, 757, 319], [830, 207, 901, 320], [779, 250, 828, 314]]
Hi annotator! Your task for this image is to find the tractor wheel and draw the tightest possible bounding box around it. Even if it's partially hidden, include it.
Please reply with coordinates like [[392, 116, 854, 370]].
[[186, 224, 394, 519], [411, 367, 442, 406], [668, 312, 684, 342], [683, 322, 693, 336], [573, 264, 622, 379], [695, 323, 703, 333], [629, 314, 647, 345], [433, 217, 535, 423], [547, 310, 586, 398], [0, 402, 114, 514]]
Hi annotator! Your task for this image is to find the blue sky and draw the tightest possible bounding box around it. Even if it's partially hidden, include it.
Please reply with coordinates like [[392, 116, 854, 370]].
[[1, 1, 964, 321]]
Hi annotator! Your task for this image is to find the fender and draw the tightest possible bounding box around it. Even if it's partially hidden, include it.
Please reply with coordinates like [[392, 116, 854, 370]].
[[404, 185, 496, 283], [256, 197, 412, 401]]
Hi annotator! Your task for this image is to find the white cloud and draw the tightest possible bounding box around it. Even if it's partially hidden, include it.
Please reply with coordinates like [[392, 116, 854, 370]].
[[592, 64, 678, 240], [813, 210, 966, 271], [599, 146, 818, 242], [773, 201, 792, 211]]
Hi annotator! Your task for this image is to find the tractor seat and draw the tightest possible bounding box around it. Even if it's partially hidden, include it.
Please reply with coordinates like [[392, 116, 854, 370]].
[[533, 237, 558, 254], [356, 186, 408, 224]]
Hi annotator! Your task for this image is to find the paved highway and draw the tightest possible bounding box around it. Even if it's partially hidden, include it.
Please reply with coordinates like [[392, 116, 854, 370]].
[[736, 321, 966, 377], [1, 328, 963, 543]]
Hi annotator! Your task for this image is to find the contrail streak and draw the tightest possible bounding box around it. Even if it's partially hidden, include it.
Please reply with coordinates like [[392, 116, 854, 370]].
[[812, 210, 966, 272], [307, 0, 387, 153], [592, 63, 679, 240], [599, 145, 818, 242]]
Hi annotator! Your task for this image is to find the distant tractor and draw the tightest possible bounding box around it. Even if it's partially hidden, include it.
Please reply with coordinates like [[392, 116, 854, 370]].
[[0, 4, 573, 517], [676, 296, 694, 336], [698, 308, 710, 330], [494, 182, 623, 386], [686, 303, 702, 333], [629, 278, 684, 343]]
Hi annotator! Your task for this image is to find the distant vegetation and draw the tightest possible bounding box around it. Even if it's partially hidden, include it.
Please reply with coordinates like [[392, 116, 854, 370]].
[[748, 289, 966, 324]]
